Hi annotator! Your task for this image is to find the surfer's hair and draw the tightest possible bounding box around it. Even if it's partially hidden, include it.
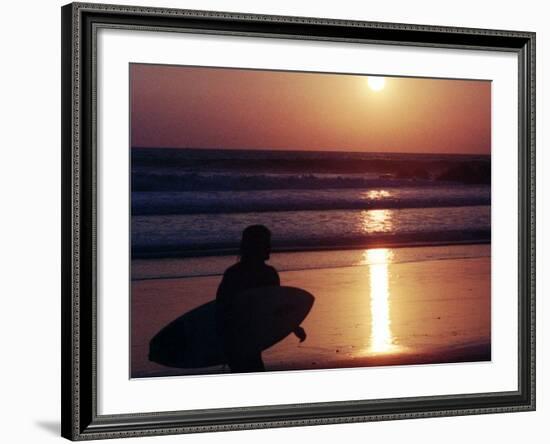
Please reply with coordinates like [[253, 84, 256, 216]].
[[240, 225, 272, 261]]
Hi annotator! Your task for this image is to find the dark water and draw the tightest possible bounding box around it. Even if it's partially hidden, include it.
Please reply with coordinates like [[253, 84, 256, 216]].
[[131, 148, 490, 258]]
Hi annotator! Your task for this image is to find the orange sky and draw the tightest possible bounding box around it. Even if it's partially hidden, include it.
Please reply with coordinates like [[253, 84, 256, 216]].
[[131, 64, 491, 155]]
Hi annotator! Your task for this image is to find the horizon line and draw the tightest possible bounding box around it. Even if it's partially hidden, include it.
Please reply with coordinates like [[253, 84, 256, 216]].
[[131, 146, 491, 156]]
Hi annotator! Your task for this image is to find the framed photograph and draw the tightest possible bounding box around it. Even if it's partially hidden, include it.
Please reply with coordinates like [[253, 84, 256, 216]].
[[61, 2, 536, 440]]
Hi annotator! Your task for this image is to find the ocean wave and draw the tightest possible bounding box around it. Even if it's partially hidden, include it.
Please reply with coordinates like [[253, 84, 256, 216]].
[[132, 172, 442, 192], [131, 187, 490, 215], [132, 148, 490, 173], [131, 205, 490, 258], [132, 148, 491, 190]]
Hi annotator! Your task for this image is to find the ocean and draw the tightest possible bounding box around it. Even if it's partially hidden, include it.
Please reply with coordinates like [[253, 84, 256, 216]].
[[131, 148, 490, 263]]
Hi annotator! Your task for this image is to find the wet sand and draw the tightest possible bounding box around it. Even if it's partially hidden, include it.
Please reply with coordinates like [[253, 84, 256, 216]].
[[131, 244, 490, 378]]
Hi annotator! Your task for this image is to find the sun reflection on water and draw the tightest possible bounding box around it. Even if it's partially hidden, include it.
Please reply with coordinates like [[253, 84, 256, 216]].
[[364, 190, 391, 200], [359, 209, 393, 233], [364, 248, 401, 354]]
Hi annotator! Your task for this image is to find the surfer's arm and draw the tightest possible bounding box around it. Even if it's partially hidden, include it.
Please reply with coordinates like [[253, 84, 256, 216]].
[[216, 269, 236, 305], [293, 326, 307, 342], [216, 274, 227, 302], [268, 266, 281, 287]]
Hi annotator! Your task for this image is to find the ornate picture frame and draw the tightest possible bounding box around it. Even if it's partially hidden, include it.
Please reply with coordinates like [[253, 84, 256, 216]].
[[61, 2, 535, 440]]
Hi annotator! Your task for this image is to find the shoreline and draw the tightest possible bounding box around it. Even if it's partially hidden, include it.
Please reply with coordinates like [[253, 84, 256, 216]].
[[132, 243, 490, 282], [132, 233, 490, 259]]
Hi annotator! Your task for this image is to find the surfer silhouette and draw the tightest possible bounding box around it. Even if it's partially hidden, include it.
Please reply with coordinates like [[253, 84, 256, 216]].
[[216, 225, 307, 373]]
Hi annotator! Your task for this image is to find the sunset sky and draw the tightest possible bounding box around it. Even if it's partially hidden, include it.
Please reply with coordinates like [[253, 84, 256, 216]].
[[130, 63, 491, 155]]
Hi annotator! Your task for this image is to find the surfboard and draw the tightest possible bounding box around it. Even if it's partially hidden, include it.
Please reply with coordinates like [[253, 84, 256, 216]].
[[148, 286, 314, 369]]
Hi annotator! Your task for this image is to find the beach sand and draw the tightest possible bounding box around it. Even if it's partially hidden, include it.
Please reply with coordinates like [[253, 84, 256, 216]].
[[131, 244, 490, 378]]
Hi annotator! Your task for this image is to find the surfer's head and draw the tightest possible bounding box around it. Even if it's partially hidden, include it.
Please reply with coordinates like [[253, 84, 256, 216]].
[[240, 225, 272, 263]]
